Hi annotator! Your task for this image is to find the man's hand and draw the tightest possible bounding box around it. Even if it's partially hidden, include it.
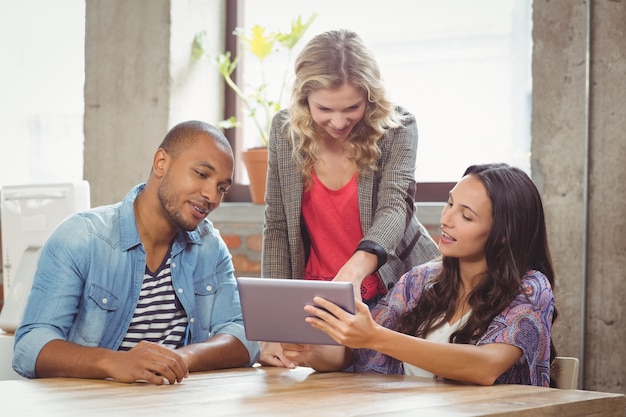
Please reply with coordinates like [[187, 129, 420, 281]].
[[107, 341, 189, 384]]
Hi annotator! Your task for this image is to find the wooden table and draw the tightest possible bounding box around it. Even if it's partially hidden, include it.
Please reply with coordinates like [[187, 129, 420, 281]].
[[0, 366, 624, 416]]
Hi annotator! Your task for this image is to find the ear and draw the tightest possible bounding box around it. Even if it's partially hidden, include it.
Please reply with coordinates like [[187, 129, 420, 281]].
[[153, 148, 168, 178]]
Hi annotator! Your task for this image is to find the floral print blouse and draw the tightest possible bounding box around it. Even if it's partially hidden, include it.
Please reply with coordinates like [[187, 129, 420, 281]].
[[353, 261, 555, 387]]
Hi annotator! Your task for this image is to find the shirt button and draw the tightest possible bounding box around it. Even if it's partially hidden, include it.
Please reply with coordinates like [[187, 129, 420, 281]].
[[102, 298, 108, 304], [189, 318, 195, 324], [206, 285, 212, 291], [171, 262, 176, 268], [178, 288, 183, 294]]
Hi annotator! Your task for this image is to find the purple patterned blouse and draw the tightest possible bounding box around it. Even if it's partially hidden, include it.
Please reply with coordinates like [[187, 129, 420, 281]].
[[353, 261, 554, 387]]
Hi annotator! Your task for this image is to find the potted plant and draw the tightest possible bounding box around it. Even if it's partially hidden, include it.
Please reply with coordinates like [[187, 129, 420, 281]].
[[192, 13, 317, 204]]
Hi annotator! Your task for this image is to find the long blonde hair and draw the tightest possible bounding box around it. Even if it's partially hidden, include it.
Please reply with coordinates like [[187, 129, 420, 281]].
[[289, 29, 403, 187]]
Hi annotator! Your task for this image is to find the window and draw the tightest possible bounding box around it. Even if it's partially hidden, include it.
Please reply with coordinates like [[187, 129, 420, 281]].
[[0, 0, 85, 190], [228, 0, 531, 201], [0, 1, 531, 203]]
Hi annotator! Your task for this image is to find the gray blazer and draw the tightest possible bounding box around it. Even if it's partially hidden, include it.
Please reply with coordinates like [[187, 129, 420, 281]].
[[262, 107, 440, 289]]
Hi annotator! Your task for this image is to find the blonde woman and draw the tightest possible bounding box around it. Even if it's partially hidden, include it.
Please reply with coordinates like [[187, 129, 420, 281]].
[[260, 29, 439, 367]]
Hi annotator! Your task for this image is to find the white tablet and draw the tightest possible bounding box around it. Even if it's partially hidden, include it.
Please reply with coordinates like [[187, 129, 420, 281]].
[[236, 277, 356, 345]]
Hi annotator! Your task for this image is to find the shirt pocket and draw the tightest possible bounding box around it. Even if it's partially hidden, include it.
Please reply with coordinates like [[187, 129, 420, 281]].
[[193, 276, 218, 331], [75, 284, 119, 345]]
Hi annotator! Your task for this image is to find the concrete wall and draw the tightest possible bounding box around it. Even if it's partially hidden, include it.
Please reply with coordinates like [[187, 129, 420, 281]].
[[84, 0, 224, 207], [532, 0, 626, 393], [585, 1, 626, 394]]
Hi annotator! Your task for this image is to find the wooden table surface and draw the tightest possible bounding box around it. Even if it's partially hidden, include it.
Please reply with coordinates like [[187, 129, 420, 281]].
[[0, 366, 624, 416]]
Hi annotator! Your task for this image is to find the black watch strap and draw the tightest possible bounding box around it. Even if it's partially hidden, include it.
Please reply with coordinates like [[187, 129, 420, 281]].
[[355, 240, 388, 271]]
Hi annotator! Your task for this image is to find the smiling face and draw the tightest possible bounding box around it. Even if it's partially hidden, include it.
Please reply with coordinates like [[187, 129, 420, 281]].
[[307, 83, 367, 141], [156, 134, 233, 231], [438, 175, 493, 266]]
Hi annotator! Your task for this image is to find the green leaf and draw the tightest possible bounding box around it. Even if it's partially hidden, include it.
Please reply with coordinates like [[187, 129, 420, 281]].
[[191, 31, 209, 60], [217, 116, 239, 130], [214, 51, 239, 77], [276, 13, 318, 50]]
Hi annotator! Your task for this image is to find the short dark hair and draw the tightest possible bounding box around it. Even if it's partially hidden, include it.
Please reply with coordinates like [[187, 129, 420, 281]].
[[159, 120, 232, 158]]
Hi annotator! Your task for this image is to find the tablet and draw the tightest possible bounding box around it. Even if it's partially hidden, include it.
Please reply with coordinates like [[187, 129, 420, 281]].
[[236, 277, 356, 345]]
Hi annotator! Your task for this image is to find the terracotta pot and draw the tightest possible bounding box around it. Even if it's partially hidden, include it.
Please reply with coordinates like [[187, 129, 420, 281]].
[[241, 147, 268, 204]]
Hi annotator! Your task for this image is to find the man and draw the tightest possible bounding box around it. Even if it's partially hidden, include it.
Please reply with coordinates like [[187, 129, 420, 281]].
[[12, 121, 259, 384]]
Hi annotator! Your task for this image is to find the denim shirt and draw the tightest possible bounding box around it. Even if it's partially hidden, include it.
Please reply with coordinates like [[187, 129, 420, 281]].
[[12, 183, 259, 378]]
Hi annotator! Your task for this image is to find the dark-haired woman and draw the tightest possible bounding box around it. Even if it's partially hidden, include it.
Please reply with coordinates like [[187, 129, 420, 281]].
[[282, 163, 557, 387]]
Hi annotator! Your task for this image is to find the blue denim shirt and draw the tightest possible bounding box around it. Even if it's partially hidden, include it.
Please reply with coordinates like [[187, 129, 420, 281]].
[[12, 183, 259, 378]]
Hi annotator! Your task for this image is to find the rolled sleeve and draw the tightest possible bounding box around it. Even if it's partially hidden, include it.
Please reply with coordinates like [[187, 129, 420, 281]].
[[13, 328, 63, 378], [213, 321, 260, 366], [12, 215, 92, 378]]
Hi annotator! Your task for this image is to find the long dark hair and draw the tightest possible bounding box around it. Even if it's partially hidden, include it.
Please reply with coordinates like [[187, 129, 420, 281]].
[[398, 163, 557, 356]]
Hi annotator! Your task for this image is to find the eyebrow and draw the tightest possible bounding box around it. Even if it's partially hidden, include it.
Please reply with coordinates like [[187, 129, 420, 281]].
[[312, 99, 365, 111], [462, 204, 479, 217], [195, 161, 233, 185], [448, 192, 479, 217]]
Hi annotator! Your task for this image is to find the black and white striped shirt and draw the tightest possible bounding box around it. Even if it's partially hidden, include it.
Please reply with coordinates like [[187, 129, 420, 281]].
[[118, 257, 188, 351]]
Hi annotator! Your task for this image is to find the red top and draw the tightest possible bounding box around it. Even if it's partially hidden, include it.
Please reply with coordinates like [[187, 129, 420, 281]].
[[301, 171, 386, 301]]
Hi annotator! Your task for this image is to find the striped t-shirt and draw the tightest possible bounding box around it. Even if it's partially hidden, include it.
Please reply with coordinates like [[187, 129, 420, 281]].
[[118, 256, 189, 351]]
